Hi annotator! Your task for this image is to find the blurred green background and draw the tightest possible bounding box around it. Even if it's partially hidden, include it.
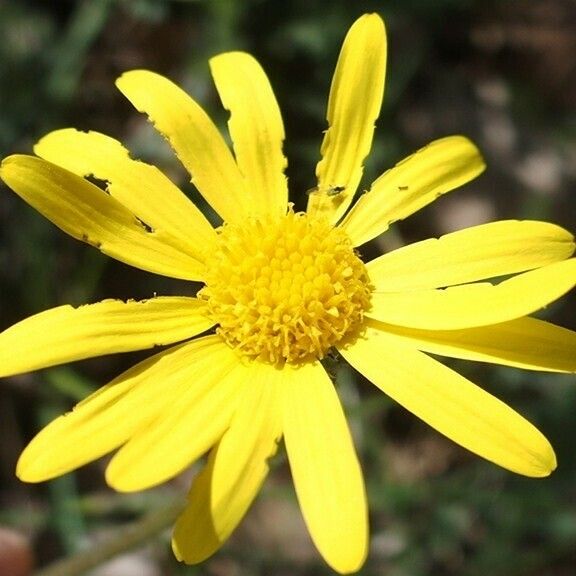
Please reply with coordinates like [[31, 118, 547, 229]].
[[1, 0, 576, 574]]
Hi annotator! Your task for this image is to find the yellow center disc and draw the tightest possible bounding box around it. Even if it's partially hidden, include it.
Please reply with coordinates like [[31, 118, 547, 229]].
[[200, 210, 372, 364]]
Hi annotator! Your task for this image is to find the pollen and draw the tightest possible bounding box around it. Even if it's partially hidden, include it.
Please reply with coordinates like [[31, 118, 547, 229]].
[[199, 210, 372, 364]]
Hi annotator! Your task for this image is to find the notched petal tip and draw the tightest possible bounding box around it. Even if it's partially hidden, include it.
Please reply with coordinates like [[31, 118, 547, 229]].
[[528, 442, 557, 478], [114, 68, 153, 88], [352, 12, 385, 30], [455, 135, 486, 171]]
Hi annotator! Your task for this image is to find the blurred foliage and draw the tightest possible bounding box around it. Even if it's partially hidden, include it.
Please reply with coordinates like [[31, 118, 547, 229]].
[[1, 0, 575, 574]]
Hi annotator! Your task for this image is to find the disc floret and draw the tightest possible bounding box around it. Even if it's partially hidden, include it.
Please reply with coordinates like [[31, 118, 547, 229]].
[[200, 210, 372, 364]]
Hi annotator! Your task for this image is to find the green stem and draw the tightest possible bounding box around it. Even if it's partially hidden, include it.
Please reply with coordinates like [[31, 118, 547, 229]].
[[35, 500, 184, 576]]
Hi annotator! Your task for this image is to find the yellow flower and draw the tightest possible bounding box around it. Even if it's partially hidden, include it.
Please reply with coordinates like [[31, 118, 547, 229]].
[[1, 13, 576, 573]]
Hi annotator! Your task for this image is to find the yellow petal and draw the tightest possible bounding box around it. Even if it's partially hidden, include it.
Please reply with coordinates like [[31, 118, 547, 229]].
[[116, 70, 250, 223], [35, 128, 217, 258], [340, 328, 556, 477], [0, 297, 213, 377], [17, 337, 222, 482], [173, 361, 282, 563], [106, 339, 244, 491], [307, 13, 386, 225], [281, 361, 367, 574], [339, 136, 485, 246], [366, 317, 576, 373], [0, 155, 205, 280], [209, 52, 288, 219], [368, 220, 575, 291], [367, 258, 576, 330]]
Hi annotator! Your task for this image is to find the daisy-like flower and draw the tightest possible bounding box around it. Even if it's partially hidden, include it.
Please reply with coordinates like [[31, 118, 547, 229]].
[[1, 13, 576, 573]]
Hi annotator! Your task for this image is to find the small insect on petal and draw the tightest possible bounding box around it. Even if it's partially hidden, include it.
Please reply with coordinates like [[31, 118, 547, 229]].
[[327, 185, 346, 196], [306, 185, 346, 197]]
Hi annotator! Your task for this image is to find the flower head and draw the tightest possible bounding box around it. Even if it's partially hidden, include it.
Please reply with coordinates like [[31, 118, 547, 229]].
[[2, 13, 576, 573]]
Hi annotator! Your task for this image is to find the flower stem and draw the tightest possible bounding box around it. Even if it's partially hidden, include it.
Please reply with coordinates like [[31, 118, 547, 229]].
[[35, 500, 184, 576]]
